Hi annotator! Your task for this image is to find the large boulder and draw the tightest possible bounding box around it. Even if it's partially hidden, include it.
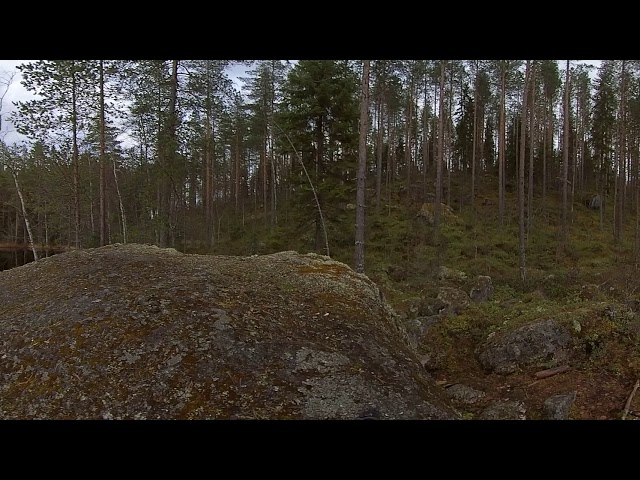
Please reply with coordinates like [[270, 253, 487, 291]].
[[543, 392, 577, 420], [415, 288, 470, 318], [416, 203, 456, 226], [0, 244, 458, 420], [478, 401, 527, 420], [469, 276, 494, 302], [404, 315, 445, 350], [585, 194, 602, 210], [476, 319, 572, 375], [437, 287, 471, 315], [438, 266, 467, 283]]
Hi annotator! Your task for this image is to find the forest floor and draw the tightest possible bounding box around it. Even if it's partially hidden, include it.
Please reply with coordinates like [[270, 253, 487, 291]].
[[366, 184, 640, 419], [208, 178, 640, 419], [7, 176, 638, 419]]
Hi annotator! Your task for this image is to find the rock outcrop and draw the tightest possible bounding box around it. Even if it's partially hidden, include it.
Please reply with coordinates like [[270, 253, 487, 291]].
[[0, 244, 458, 420]]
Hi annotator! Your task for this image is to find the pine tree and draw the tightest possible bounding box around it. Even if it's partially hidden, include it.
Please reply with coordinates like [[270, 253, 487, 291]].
[[354, 60, 370, 274], [540, 60, 562, 209], [591, 61, 617, 230], [277, 60, 359, 254]]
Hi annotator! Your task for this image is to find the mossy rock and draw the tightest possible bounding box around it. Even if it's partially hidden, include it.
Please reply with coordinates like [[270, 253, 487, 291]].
[[0, 244, 458, 420]]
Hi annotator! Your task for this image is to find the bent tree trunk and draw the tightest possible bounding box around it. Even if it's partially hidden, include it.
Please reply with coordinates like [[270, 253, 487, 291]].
[[12, 170, 38, 261]]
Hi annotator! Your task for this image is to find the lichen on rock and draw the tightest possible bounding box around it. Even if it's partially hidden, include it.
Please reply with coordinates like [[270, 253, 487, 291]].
[[476, 318, 573, 375], [0, 244, 458, 420]]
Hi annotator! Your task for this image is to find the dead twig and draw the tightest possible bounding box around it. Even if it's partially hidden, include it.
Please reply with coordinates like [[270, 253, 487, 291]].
[[622, 379, 640, 420]]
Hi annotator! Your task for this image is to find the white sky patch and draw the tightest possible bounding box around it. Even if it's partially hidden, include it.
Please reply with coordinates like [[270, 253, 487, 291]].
[[228, 62, 252, 91], [0, 60, 35, 145]]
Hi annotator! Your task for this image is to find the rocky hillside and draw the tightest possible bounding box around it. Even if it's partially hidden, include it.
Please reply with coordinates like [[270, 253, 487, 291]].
[[0, 244, 458, 420], [393, 265, 640, 420]]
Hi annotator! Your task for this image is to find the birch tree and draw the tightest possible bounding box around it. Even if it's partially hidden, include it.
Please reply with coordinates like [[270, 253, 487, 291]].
[[12, 60, 94, 248]]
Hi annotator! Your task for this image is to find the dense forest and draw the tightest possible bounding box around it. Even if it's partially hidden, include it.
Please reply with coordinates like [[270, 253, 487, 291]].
[[0, 60, 638, 281]]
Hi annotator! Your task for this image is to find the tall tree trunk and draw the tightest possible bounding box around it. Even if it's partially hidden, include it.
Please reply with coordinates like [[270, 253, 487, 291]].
[[636, 139, 640, 269], [12, 170, 38, 261], [560, 60, 570, 252], [88, 158, 95, 236], [389, 113, 396, 182], [314, 115, 325, 252], [498, 61, 506, 226], [376, 88, 384, 213], [159, 60, 179, 247], [422, 78, 429, 203], [435, 61, 446, 231], [168, 59, 179, 247], [543, 98, 548, 210], [405, 75, 413, 194], [354, 60, 370, 274], [615, 60, 626, 243], [263, 123, 268, 229], [269, 62, 277, 228], [112, 158, 127, 243], [270, 131, 277, 227], [527, 62, 536, 239], [471, 61, 478, 222], [579, 89, 585, 192], [519, 61, 530, 283], [386, 109, 392, 216], [204, 97, 212, 246], [99, 60, 108, 246], [446, 63, 453, 208], [235, 122, 241, 214], [71, 61, 81, 249]]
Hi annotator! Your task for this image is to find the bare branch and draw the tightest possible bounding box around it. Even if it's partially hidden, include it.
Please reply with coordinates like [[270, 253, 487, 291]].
[[273, 121, 330, 257], [0, 70, 17, 134], [622, 379, 640, 420]]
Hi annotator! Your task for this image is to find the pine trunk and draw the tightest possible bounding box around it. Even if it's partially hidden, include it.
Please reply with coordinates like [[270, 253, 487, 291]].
[[519, 61, 530, 283], [99, 60, 108, 247], [354, 60, 370, 274], [498, 61, 506, 226], [435, 62, 446, 230], [560, 60, 570, 252]]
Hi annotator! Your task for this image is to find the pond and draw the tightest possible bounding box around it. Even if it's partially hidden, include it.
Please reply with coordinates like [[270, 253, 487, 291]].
[[0, 244, 64, 271]]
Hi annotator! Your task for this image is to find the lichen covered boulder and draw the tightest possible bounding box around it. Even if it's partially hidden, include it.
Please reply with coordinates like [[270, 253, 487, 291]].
[[0, 244, 458, 420], [469, 275, 494, 302], [543, 391, 577, 420], [476, 318, 572, 375], [437, 287, 471, 315], [437, 266, 467, 283], [416, 202, 457, 226]]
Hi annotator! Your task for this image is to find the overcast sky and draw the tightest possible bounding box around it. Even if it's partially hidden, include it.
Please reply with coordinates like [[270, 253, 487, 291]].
[[0, 60, 252, 146], [0, 60, 34, 145], [0, 60, 602, 147]]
